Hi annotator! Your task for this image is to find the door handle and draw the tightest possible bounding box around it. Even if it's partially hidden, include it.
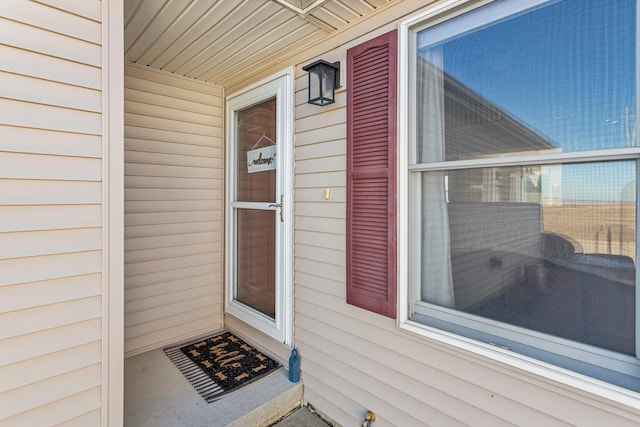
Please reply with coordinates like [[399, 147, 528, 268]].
[[268, 195, 284, 222]]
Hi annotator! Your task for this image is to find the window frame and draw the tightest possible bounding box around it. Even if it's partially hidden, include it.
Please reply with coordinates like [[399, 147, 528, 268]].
[[397, 0, 640, 398]]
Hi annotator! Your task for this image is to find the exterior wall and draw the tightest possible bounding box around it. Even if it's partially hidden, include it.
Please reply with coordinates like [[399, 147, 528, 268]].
[[282, 1, 640, 426], [0, 1, 115, 425], [124, 64, 224, 356]]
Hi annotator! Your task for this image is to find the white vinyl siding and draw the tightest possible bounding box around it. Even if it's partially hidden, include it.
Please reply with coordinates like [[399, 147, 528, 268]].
[[124, 64, 224, 356], [0, 1, 103, 425], [290, 5, 640, 423]]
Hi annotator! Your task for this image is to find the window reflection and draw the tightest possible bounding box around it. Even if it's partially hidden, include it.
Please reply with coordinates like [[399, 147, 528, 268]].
[[422, 162, 636, 354], [416, 0, 636, 162]]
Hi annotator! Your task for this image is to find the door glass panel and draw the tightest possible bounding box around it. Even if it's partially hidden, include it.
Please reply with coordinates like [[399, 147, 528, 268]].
[[236, 209, 276, 318], [234, 97, 278, 319], [236, 98, 277, 202], [225, 70, 292, 343]]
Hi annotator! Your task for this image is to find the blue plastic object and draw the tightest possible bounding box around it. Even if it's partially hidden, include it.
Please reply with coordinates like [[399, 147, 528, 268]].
[[288, 348, 300, 382]]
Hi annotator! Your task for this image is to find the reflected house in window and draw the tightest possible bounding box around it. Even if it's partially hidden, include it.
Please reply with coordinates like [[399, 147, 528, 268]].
[[442, 69, 560, 162], [429, 66, 561, 308], [439, 67, 562, 204]]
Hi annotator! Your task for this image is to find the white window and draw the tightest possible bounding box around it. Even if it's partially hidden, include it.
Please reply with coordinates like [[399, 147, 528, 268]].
[[400, 0, 640, 392]]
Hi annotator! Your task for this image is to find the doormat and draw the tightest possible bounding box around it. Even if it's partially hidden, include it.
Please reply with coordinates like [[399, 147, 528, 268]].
[[164, 331, 281, 402]]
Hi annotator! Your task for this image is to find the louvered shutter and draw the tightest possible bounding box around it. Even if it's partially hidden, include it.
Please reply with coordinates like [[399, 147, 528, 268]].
[[346, 30, 397, 318]]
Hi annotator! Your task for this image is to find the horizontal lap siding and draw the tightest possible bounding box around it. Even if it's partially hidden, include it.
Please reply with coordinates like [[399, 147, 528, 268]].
[[124, 64, 223, 356], [0, 1, 103, 424], [296, 70, 465, 424], [292, 15, 640, 423]]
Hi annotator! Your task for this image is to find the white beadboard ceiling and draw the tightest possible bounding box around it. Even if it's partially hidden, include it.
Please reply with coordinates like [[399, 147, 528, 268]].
[[124, 0, 395, 88]]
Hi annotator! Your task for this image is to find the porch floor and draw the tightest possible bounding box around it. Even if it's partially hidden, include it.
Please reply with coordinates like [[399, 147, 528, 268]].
[[124, 345, 308, 426]]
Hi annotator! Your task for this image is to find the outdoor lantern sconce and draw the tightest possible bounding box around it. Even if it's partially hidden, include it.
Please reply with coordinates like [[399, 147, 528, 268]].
[[302, 60, 341, 106]]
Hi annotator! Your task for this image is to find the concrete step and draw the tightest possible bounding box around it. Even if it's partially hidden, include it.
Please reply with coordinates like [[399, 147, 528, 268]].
[[124, 348, 302, 427], [227, 372, 303, 427], [272, 407, 334, 427]]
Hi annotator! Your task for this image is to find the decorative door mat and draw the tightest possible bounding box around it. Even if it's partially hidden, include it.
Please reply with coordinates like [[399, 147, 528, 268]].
[[164, 331, 281, 402]]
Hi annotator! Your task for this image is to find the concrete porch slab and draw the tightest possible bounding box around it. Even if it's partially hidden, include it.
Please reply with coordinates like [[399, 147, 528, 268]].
[[124, 346, 302, 427]]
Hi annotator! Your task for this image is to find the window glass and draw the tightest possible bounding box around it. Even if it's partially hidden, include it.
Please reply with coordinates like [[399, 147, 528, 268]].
[[418, 162, 636, 355], [415, 0, 636, 163], [409, 0, 639, 389]]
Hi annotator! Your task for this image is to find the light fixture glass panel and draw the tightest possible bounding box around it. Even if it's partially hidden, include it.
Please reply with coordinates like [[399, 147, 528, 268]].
[[321, 65, 335, 102], [309, 71, 320, 102]]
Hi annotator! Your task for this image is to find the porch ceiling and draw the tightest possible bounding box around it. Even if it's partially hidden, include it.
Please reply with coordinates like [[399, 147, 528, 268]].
[[124, 0, 396, 88]]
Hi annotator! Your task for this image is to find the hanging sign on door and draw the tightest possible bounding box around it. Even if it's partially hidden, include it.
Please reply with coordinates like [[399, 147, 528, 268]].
[[247, 145, 277, 173]]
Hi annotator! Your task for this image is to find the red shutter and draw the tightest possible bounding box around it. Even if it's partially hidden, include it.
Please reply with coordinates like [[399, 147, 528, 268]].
[[346, 30, 397, 318]]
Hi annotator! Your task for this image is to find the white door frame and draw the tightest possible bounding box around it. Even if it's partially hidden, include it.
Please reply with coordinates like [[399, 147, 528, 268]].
[[224, 68, 294, 346], [103, 0, 124, 425]]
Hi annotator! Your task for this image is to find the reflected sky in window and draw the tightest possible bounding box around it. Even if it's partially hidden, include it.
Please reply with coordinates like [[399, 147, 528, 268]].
[[434, 0, 636, 151], [417, 0, 637, 202]]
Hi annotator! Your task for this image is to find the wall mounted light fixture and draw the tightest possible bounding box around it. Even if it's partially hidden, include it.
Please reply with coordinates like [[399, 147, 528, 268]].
[[302, 60, 341, 106]]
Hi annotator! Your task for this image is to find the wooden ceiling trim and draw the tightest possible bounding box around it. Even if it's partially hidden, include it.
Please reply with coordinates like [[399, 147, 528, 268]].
[[273, 0, 333, 15], [303, 14, 338, 33], [324, 1, 363, 22], [336, 0, 375, 17], [309, 7, 349, 29]]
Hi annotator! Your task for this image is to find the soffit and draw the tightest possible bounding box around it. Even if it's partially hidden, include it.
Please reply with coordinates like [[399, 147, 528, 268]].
[[124, 0, 395, 88]]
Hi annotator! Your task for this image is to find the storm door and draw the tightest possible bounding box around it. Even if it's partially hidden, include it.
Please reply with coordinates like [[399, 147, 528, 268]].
[[225, 71, 293, 344]]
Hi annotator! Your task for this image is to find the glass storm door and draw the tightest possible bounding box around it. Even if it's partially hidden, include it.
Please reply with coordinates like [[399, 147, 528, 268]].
[[225, 71, 293, 344]]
